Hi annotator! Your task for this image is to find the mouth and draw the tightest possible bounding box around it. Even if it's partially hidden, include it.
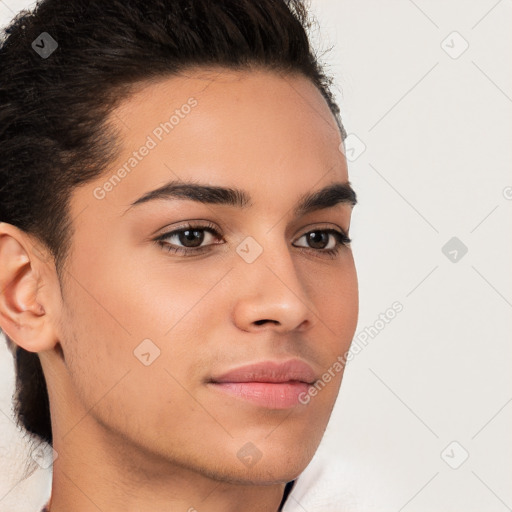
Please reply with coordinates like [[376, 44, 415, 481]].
[[207, 359, 317, 409]]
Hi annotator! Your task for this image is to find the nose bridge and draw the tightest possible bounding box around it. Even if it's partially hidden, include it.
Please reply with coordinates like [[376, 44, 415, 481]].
[[231, 227, 317, 331], [237, 227, 299, 288]]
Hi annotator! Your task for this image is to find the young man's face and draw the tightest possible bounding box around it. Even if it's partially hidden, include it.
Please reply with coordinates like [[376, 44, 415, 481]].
[[45, 68, 358, 484]]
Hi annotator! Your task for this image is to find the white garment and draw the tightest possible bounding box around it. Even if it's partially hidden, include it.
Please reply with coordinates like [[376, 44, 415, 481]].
[[281, 451, 357, 512]]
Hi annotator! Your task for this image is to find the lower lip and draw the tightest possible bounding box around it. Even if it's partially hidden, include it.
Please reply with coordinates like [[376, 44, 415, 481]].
[[208, 381, 311, 409]]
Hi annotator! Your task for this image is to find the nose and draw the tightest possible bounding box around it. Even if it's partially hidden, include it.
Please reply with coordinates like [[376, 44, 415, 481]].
[[231, 238, 319, 335]]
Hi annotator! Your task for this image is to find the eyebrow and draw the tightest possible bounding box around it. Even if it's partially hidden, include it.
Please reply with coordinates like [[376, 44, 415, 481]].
[[123, 179, 357, 217]]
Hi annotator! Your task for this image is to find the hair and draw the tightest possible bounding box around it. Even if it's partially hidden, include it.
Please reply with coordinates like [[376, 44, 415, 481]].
[[0, 0, 347, 448]]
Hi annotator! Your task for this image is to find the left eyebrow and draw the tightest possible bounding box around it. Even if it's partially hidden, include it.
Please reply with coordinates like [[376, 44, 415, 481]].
[[123, 179, 357, 216]]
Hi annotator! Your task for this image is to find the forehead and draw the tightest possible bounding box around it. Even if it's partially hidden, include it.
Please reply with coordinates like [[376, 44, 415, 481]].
[[70, 67, 348, 220], [115, 66, 338, 126]]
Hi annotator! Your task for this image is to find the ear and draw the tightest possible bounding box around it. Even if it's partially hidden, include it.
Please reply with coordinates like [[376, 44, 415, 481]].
[[0, 222, 60, 353]]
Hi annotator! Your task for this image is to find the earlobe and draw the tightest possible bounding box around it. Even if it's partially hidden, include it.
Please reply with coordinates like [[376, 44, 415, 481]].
[[0, 223, 55, 353]]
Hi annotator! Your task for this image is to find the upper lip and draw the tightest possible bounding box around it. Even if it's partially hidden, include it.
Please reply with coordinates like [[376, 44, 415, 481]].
[[209, 359, 317, 385]]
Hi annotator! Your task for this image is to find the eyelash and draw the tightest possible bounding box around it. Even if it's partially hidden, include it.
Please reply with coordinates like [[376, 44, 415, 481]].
[[154, 221, 352, 259]]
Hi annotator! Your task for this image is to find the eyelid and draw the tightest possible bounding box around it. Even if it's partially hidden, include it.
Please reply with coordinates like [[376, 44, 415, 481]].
[[153, 219, 220, 237], [296, 222, 350, 239], [154, 221, 222, 244]]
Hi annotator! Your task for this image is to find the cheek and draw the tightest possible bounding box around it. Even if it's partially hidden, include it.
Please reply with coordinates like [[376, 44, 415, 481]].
[[58, 247, 225, 415], [58, 277, 202, 443], [333, 278, 359, 350], [307, 257, 359, 350]]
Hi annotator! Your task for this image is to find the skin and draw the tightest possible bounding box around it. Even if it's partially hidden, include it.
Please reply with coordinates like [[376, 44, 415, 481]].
[[0, 67, 358, 512]]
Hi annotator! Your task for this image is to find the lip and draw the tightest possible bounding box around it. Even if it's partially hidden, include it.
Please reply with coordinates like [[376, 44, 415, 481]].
[[209, 359, 318, 385], [207, 359, 317, 409]]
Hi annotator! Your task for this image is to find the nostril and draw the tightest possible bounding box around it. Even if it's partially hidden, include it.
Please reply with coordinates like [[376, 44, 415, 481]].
[[254, 319, 276, 326]]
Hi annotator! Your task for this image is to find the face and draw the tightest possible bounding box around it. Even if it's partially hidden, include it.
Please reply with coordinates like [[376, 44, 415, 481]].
[[49, 67, 358, 484]]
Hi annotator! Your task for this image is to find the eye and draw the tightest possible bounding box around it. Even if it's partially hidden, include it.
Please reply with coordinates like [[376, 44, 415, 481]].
[[293, 228, 351, 258], [154, 223, 351, 258], [154, 221, 223, 256]]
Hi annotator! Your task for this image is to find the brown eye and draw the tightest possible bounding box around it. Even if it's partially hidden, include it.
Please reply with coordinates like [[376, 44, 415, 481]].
[[155, 222, 223, 255], [304, 231, 331, 250], [294, 228, 351, 254], [174, 228, 207, 248]]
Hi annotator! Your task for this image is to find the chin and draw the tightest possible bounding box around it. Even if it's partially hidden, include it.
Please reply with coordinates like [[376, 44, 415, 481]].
[[221, 436, 319, 484], [211, 460, 310, 486]]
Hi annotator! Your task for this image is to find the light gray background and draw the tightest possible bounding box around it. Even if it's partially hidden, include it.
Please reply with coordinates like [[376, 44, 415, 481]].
[[1, 0, 511, 510]]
